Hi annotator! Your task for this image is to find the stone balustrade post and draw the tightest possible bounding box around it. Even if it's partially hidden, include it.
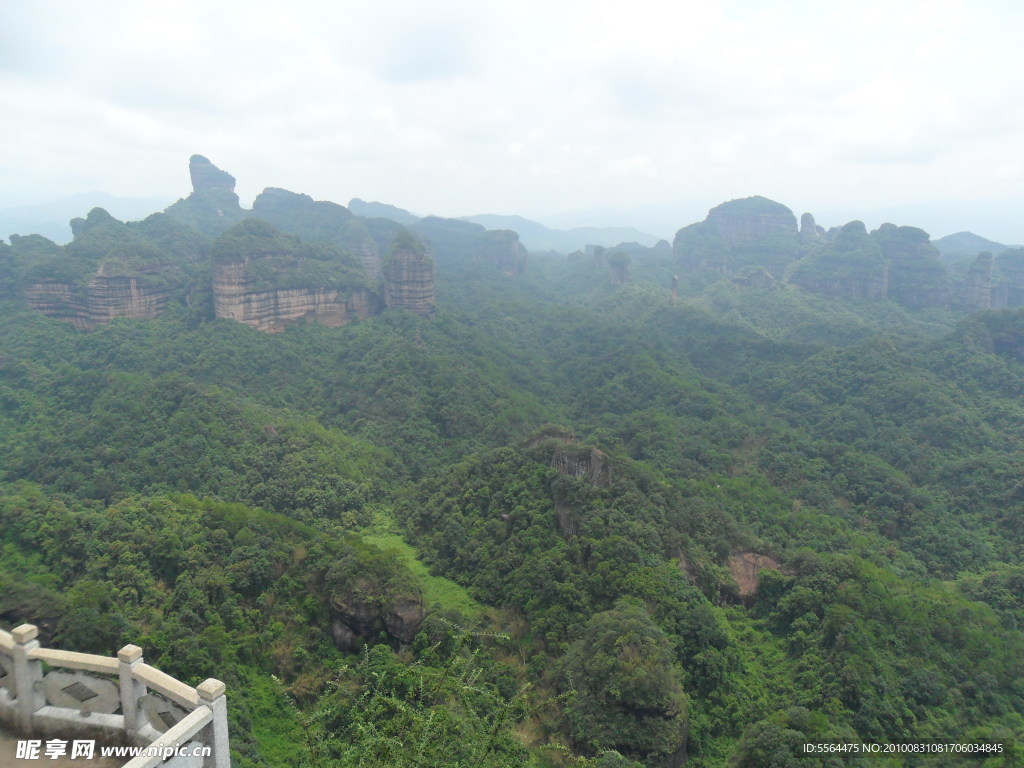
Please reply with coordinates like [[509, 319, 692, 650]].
[[11, 624, 45, 733], [197, 678, 230, 768], [118, 644, 146, 741]]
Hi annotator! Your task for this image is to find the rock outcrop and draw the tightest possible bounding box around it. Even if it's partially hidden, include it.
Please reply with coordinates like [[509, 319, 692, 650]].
[[551, 444, 612, 488], [14, 210, 195, 328], [383, 230, 436, 317], [727, 552, 783, 604], [190, 154, 236, 192], [800, 212, 825, 240], [213, 267, 380, 332], [329, 591, 425, 651], [479, 229, 528, 275], [25, 276, 172, 330], [993, 249, 1024, 308], [608, 251, 632, 284], [164, 155, 247, 237]]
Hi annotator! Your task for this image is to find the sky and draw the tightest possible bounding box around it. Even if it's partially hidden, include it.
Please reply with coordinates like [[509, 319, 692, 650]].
[[2, 0, 1023, 241]]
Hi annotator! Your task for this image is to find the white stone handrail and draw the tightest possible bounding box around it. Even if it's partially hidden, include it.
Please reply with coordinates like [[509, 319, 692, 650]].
[[30, 647, 121, 674], [121, 706, 213, 768], [0, 624, 230, 767]]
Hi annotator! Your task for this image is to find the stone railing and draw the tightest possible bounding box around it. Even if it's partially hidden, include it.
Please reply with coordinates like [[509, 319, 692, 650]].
[[0, 624, 229, 767]]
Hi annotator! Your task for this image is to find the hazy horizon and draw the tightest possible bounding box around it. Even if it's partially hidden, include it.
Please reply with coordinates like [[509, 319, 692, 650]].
[[3, 0, 1023, 241]]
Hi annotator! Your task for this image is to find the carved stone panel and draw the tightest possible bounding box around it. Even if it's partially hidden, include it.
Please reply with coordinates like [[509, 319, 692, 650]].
[[0, 654, 14, 697], [141, 692, 188, 733], [42, 670, 120, 714]]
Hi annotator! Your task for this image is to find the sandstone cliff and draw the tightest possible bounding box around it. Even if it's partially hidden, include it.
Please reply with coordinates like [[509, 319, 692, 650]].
[[383, 230, 436, 317], [707, 196, 799, 242], [212, 219, 380, 332], [874, 224, 949, 309], [15, 209, 196, 328], [993, 248, 1024, 308], [479, 229, 528, 275], [608, 251, 632, 285], [338, 219, 383, 282], [954, 252, 994, 312]]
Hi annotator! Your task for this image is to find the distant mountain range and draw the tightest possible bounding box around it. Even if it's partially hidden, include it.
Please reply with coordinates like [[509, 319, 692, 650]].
[[0, 192, 171, 244], [932, 231, 1012, 263], [5, 190, 1019, 262], [346, 200, 661, 252], [458, 214, 661, 252]]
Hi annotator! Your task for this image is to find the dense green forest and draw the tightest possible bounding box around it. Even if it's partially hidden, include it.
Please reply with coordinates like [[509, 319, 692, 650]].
[[2, 185, 1023, 767]]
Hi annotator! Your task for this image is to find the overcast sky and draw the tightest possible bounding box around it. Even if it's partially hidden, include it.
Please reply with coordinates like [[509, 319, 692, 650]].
[[2, 0, 1022, 240]]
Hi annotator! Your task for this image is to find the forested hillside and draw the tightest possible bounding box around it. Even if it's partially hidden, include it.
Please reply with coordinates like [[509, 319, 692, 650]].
[[1, 175, 1022, 767]]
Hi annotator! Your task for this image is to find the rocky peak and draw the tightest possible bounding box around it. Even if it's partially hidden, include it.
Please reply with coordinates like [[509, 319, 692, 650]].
[[800, 212, 824, 240], [165, 156, 245, 237], [706, 196, 798, 242], [189, 154, 236, 194], [674, 196, 801, 279]]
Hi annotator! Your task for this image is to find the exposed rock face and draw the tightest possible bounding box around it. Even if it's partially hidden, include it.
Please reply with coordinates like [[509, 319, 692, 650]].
[[800, 212, 825, 240], [551, 445, 612, 488], [384, 598, 427, 643], [15, 210, 191, 328], [164, 156, 246, 237], [789, 221, 889, 300], [955, 252, 994, 311], [608, 252, 632, 284], [213, 268, 380, 332], [24, 277, 172, 330], [993, 249, 1024, 308], [23, 281, 91, 328], [212, 219, 381, 332], [674, 196, 801, 278], [340, 220, 383, 282], [383, 231, 436, 317], [480, 230, 528, 275], [707, 196, 798, 242], [727, 552, 783, 602], [875, 224, 949, 309], [329, 590, 424, 651]]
